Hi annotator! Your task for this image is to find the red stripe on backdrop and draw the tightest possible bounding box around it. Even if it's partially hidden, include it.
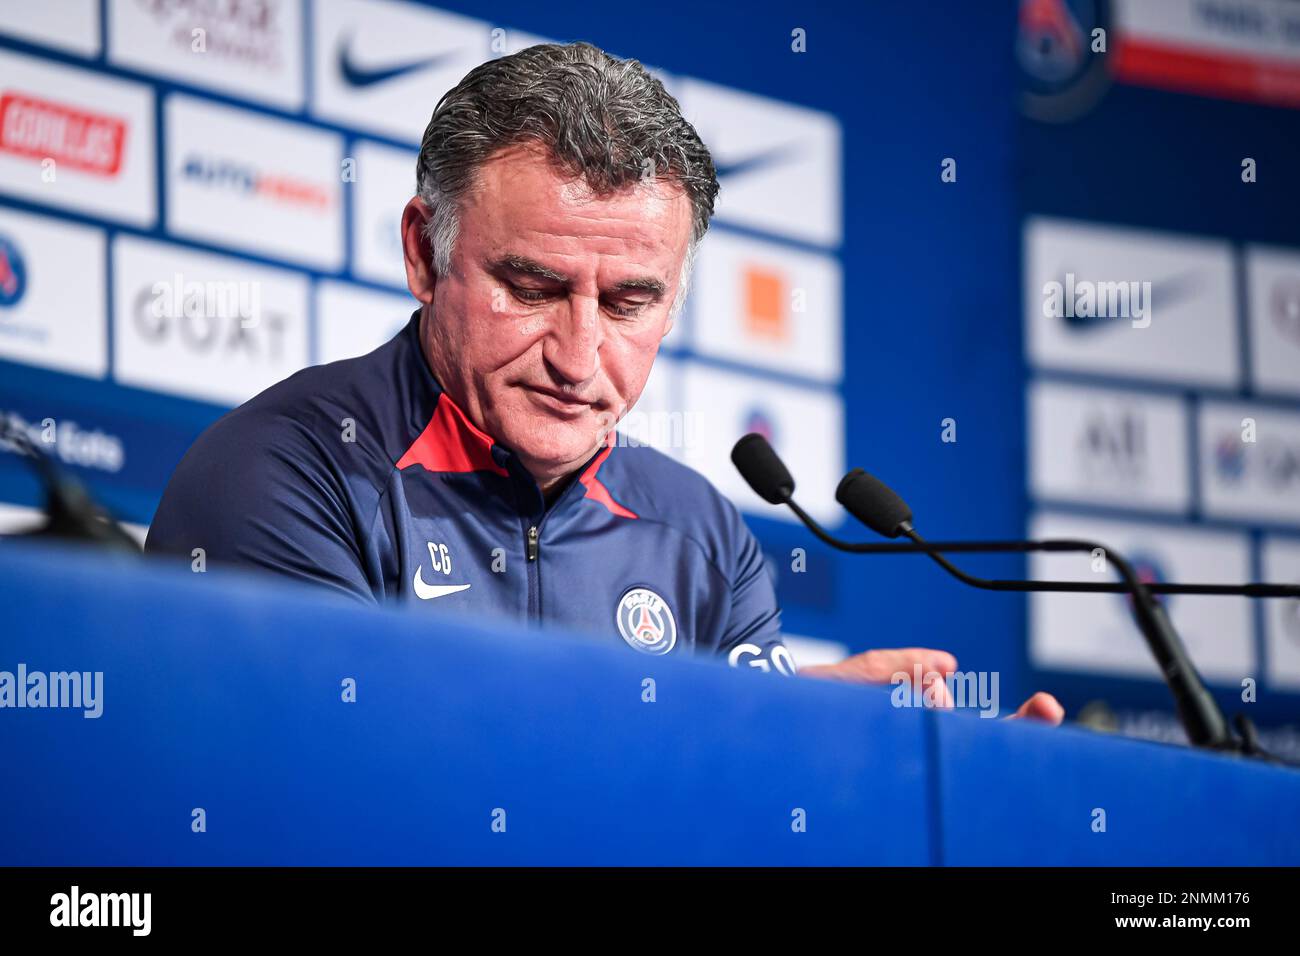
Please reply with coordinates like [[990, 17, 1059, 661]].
[[1112, 37, 1300, 110]]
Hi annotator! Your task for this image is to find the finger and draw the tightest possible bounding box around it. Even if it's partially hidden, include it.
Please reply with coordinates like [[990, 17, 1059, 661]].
[[797, 657, 887, 683], [903, 649, 956, 708], [835, 649, 911, 682], [801, 648, 960, 690], [797, 662, 851, 682], [871, 649, 956, 707], [1008, 692, 1066, 726], [898, 647, 958, 676], [866, 648, 957, 680]]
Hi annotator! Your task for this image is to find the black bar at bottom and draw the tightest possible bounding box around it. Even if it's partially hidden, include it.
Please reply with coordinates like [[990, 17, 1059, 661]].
[[0, 866, 1287, 940]]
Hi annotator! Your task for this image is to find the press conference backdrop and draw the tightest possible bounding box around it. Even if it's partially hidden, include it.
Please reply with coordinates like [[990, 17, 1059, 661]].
[[0, 1, 1298, 753]]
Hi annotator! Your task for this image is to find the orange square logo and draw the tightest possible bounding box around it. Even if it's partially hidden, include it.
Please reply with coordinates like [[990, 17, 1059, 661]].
[[743, 266, 787, 341]]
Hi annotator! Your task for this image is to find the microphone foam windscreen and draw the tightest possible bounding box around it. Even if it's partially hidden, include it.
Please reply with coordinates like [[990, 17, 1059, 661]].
[[836, 468, 913, 538], [730, 433, 795, 504]]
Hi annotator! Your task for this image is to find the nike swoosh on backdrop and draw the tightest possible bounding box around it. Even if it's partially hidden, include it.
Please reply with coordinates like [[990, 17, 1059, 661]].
[[412, 567, 471, 601], [711, 144, 802, 180], [1058, 270, 1202, 331], [337, 35, 463, 88]]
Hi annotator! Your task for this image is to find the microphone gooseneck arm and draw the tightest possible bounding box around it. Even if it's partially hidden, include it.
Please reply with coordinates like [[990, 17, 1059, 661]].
[[782, 501, 1299, 597], [789, 497, 1240, 751]]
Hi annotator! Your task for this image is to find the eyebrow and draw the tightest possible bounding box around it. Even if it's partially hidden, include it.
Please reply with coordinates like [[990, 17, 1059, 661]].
[[492, 255, 568, 283], [611, 276, 666, 298], [489, 254, 666, 299]]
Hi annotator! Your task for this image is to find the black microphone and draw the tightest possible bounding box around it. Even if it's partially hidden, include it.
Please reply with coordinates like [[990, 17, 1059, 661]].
[[837, 468, 914, 538], [730, 433, 1281, 756], [731, 433, 795, 505]]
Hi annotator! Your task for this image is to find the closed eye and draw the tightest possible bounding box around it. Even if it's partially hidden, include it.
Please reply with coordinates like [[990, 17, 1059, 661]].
[[605, 298, 650, 318], [510, 284, 558, 304]]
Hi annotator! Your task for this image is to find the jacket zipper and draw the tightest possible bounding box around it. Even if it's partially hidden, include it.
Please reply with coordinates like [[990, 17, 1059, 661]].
[[525, 522, 541, 623]]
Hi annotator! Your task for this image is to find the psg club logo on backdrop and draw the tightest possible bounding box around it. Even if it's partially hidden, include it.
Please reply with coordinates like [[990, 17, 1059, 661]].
[[1016, 0, 1112, 122], [616, 587, 677, 656], [1215, 433, 1248, 483], [0, 234, 26, 309], [743, 408, 776, 446], [1119, 552, 1171, 614]]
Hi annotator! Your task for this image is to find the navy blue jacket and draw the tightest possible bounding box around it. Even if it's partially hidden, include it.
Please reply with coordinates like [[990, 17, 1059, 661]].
[[146, 313, 795, 674]]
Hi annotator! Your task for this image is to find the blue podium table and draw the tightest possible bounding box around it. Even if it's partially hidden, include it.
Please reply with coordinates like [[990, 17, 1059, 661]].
[[1, 541, 1296, 865]]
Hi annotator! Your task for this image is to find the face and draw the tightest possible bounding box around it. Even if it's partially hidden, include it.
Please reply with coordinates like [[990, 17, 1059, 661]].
[[401, 144, 693, 491]]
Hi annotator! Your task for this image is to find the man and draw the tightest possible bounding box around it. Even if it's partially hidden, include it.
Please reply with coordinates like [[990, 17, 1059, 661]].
[[146, 42, 1062, 722]]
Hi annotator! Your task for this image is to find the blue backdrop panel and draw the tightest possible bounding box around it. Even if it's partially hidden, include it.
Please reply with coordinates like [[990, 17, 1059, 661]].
[[1017, 2, 1300, 737]]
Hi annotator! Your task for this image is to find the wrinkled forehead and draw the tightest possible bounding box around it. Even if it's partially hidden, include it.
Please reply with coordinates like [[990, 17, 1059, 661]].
[[460, 143, 694, 255]]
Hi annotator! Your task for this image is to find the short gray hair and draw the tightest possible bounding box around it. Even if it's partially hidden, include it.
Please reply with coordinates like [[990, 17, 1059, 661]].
[[415, 41, 719, 317]]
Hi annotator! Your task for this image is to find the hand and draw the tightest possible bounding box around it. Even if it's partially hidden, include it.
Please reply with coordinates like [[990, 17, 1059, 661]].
[[800, 647, 1065, 726], [1009, 691, 1065, 724]]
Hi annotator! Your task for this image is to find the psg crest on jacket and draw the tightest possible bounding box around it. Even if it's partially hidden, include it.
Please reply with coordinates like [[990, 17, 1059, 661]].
[[616, 587, 678, 655]]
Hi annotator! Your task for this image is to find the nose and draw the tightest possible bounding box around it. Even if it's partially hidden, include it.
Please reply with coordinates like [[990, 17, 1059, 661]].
[[543, 293, 602, 386]]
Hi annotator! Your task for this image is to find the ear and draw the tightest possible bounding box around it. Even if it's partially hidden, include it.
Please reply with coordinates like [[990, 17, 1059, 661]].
[[401, 197, 437, 304]]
